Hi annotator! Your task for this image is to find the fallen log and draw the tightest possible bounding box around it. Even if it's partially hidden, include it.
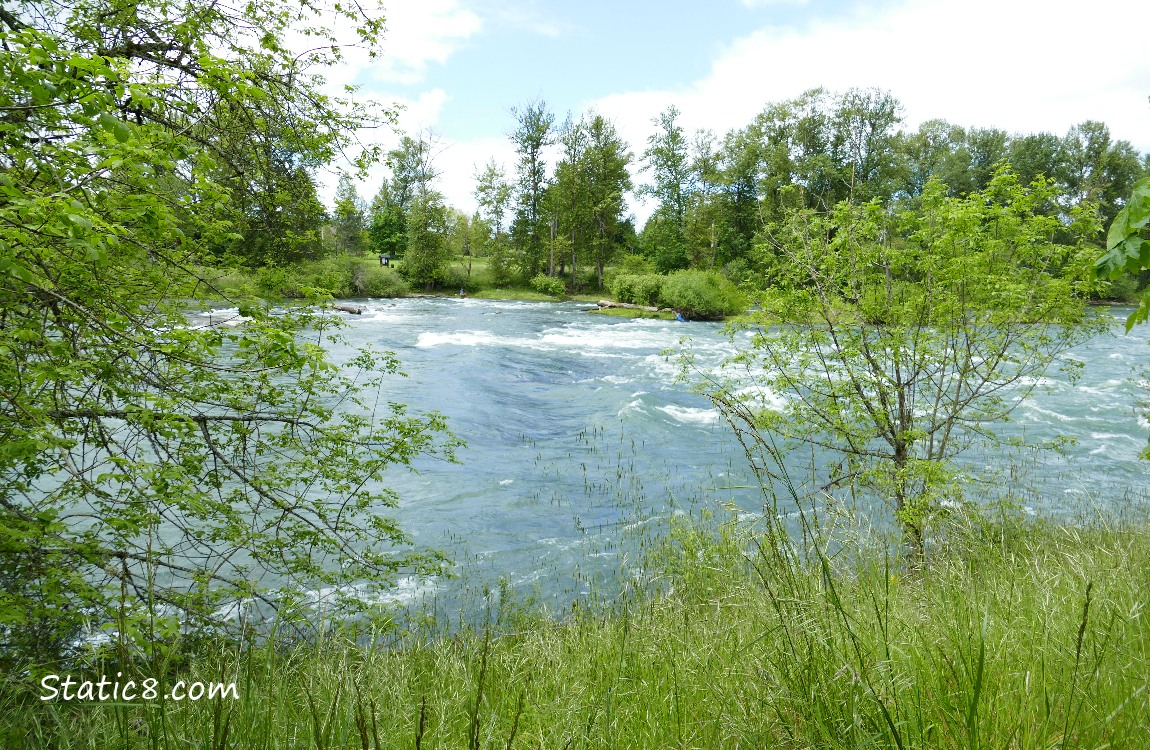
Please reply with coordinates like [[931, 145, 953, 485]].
[[596, 299, 664, 313], [332, 304, 363, 315]]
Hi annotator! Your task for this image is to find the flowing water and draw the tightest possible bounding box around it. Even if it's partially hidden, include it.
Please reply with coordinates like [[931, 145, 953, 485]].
[[298, 298, 1150, 616]]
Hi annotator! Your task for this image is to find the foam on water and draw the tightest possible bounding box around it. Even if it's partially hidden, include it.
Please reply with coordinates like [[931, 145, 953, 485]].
[[1018, 400, 1077, 422], [416, 330, 504, 348], [617, 398, 646, 417], [734, 384, 789, 411], [656, 404, 721, 425]]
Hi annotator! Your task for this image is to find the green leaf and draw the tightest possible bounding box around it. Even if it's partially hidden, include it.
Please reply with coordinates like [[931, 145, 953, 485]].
[[96, 112, 131, 142], [1126, 291, 1150, 334], [0, 257, 38, 284], [65, 213, 92, 231]]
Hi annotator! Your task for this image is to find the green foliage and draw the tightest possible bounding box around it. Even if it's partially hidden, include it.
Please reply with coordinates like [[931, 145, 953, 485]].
[[368, 203, 407, 258], [484, 236, 518, 287], [614, 253, 656, 275], [640, 209, 690, 272], [711, 174, 1104, 554], [529, 274, 567, 297], [352, 264, 409, 298], [659, 270, 746, 320], [1095, 176, 1150, 331], [610, 274, 664, 306], [441, 265, 478, 294], [8, 513, 1150, 748], [0, 0, 451, 668], [509, 99, 555, 277], [331, 173, 368, 256], [401, 192, 451, 289]]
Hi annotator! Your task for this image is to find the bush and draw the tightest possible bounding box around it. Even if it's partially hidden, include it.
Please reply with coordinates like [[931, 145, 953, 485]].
[[441, 265, 480, 293], [616, 253, 656, 275], [352, 265, 409, 297], [659, 270, 746, 320], [530, 274, 567, 297], [572, 267, 601, 293], [301, 258, 354, 297], [611, 273, 664, 306], [255, 265, 305, 297]]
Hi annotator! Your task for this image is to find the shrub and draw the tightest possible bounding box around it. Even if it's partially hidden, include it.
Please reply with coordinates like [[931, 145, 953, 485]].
[[530, 274, 567, 297], [617, 253, 656, 275], [572, 268, 600, 293], [441, 265, 479, 293], [352, 265, 409, 297], [300, 258, 354, 297], [611, 274, 664, 306], [255, 265, 304, 297], [659, 270, 746, 320]]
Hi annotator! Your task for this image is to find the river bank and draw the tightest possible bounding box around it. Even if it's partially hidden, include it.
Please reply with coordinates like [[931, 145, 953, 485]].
[[8, 510, 1150, 748]]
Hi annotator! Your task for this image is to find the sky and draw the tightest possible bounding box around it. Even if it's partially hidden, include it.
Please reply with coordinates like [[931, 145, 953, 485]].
[[319, 0, 1150, 225]]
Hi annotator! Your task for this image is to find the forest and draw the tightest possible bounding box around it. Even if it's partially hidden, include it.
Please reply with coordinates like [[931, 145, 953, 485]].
[[313, 91, 1150, 301]]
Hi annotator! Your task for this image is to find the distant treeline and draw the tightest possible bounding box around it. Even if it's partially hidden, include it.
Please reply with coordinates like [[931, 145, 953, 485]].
[[219, 88, 1148, 295]]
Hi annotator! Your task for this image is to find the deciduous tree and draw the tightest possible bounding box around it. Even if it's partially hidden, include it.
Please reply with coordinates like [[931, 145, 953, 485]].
[[709, 174, 1103, 558], [0, 0, 451, 667]]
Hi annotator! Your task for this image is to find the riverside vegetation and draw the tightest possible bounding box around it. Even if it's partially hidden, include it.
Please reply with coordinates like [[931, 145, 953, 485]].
[[7, 502, 1150, 748], [3, 0, 1150, 746]]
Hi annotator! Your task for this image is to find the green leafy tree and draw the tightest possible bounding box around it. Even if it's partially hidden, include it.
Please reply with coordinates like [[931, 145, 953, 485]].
[[549, 114, 589, 280], [582, 114, 633, 288], [473, 160, 514, 284], [368, 182, 408, 259], [197, 97, 330, 266], [709, 174, 1104, 557], [0, 0, 452, 667], [509, 99, 555, 277], [640, 106, 692, 270], [403, 189, 450, 290], [332, 173, 368, 255], [1057, 121, 1144, 229]]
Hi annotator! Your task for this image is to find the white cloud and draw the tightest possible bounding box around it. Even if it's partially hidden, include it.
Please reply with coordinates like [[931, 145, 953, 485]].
[[592, 0, 1150, 199], [372, 0, 484, 85], [434, 136, 521, 215]]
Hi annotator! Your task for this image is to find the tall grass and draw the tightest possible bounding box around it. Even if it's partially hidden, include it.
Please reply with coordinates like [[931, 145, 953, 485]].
[[7, 503, 1149, 748]]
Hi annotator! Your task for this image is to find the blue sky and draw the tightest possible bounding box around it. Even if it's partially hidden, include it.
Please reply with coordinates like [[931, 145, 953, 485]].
[[323, 0, 1150, 223]]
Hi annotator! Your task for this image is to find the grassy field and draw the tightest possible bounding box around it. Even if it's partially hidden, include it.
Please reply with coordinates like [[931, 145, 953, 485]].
[[8, 506, 1149, 749]]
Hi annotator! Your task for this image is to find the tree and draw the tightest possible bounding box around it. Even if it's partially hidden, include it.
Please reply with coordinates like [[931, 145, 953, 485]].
[[582, 114, 633, 288], [387, 133, 449, 289], [708, 174, 1104, 558], [368, 182, 408, 259], [640, 106, 692, 270], [332, 173, 368, 255], [549, 114, 589, 282], [828, 88, 903, 202], [196, 97, 330, 266], [403, 189, 450, 289], [1057, 121, 1143, 229], [473, 161, 514, 284], [509, 99, 555, 278], [474, 159, 514, 240], [0, 0, 452, 667]]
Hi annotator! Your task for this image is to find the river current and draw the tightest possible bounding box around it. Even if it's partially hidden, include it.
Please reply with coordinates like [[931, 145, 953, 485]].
[[294, 298, 1149, 615]]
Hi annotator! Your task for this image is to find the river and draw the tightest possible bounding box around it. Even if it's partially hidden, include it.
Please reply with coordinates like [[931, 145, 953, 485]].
[[298, 298, 1149, 616]]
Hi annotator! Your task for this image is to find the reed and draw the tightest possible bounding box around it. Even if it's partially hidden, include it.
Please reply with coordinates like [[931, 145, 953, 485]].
[[7, 505, 1149, 749]]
